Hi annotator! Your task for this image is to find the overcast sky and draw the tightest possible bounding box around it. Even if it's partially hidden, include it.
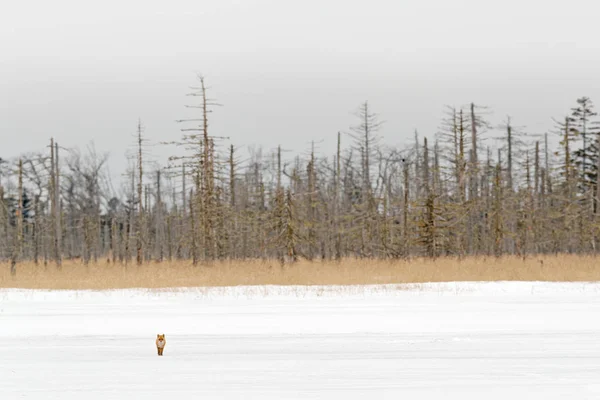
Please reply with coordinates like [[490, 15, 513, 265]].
[[2, 0, 599, 190]]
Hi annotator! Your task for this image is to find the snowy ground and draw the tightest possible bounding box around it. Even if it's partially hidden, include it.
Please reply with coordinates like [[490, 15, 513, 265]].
[[2, 282, 600, 399]]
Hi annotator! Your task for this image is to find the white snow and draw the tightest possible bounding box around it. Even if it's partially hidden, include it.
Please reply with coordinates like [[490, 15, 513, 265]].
[[2, 282, 600, 399]]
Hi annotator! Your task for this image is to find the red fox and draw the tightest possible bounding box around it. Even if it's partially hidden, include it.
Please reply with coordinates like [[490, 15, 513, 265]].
[[156, 334, 166, 356]]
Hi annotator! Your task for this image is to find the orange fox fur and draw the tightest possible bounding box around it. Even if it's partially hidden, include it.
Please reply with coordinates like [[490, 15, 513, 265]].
[[156, 334, 166, 356]]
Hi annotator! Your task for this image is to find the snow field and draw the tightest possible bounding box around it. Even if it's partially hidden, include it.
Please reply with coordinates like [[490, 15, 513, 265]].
[[2, 282, 600, 399]]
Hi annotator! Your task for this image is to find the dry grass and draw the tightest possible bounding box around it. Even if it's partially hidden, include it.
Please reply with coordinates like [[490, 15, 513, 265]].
[[0, 255, 599, 290]]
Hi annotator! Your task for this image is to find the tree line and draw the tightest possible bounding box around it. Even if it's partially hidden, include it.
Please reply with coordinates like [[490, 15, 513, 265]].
[[2, 76, 600, 272]]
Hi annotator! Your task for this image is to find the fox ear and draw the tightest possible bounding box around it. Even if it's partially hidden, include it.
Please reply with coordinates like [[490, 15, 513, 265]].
[[157, 334, 160, 338]]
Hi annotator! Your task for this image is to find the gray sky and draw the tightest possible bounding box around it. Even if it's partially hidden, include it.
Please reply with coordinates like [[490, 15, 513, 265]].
[[2, 0, 599, 190]]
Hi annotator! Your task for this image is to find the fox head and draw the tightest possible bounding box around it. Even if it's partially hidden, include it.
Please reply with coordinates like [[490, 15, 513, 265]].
[[157, 334, 165, 341]]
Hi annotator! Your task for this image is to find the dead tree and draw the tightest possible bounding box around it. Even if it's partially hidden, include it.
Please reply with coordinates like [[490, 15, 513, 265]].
[[10, 160, 24, 275]]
